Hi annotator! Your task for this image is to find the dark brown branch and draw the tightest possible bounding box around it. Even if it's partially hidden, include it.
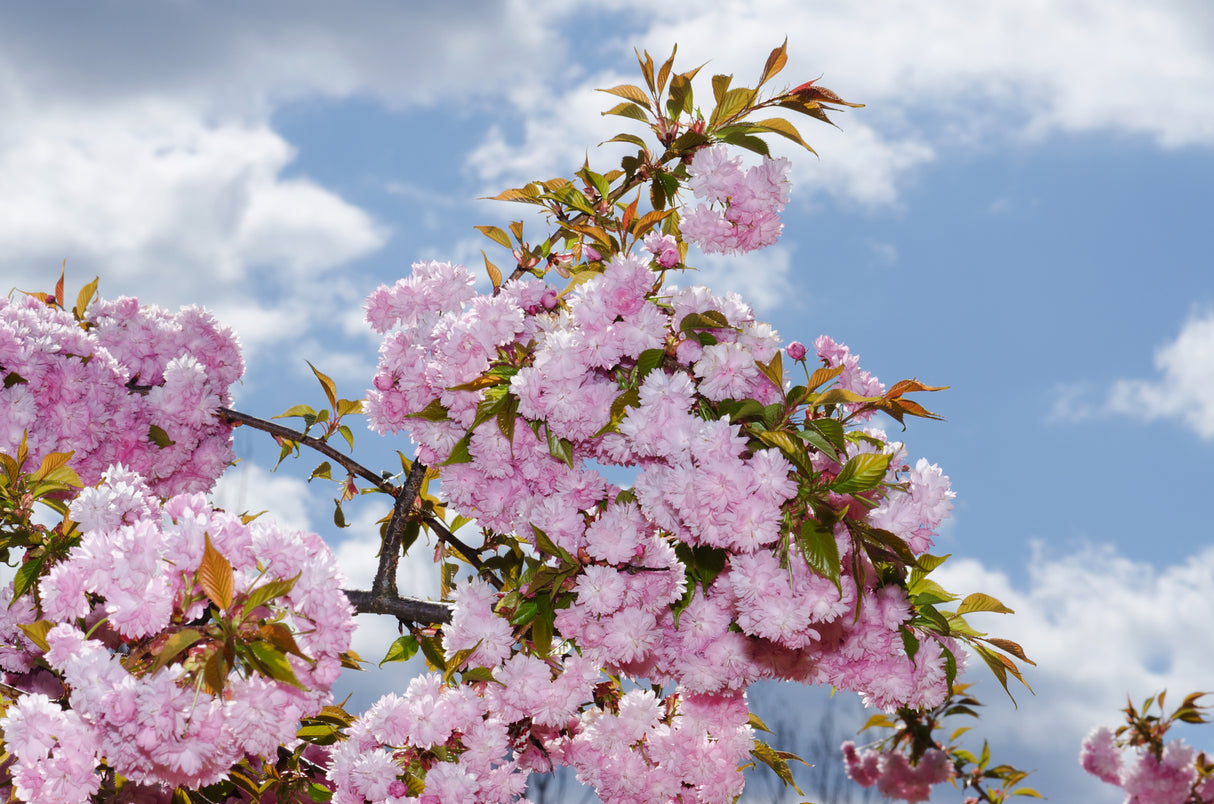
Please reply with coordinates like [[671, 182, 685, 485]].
[[344, 590, 452, 625], [218, 405, 496, 589], [218, 407, 391, 493]]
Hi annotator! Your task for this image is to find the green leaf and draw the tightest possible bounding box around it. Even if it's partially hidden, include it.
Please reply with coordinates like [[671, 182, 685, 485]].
[[957, 593, 1015, 615], [12, 554, 45, 600], [711, 73, 732, 104], [748, 712, 773, 734], [274, 403, 316, 420], [712, 86, 756, 125], [150, 628, 204, 673], [667, 71, 695, 116], [418, 634, 446, 673], [198, 533, 235, 610], [679, 310, 730, 332], [750, 740, 804, 794], [796, 518, 841, 590], [859, 713, 896, 732], [247, 641, 306, 689], [440, 433, 473, 466], [717, 130, 769, 156], [307, 362, 338, 411], [243, 574, 300, 614], [545, 428, 574, 469], [636, 348, 666, 381], [310, 461, 332, 481], [405, 398, 450, 422], [831, 452, 891, 494], [148, 424, 176, 448]]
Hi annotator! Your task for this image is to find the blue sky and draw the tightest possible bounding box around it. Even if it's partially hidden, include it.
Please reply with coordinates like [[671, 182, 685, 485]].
[[2, 3, 1213, 801]]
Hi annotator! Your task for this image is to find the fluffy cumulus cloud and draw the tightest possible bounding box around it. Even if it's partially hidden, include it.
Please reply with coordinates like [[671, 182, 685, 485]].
[[464, 0, 1214, 208], [0, 1, 575, 353], [1105, 311, 1214, 438], [933, 544, 1214, 802]]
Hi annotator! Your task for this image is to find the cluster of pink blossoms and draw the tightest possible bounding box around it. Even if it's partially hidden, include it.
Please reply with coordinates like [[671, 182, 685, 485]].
[[0, 467, 356, 800], [679, 144, 791, 254], [350, 236, 957, 800], [1081, 727, 1214, 804], [0, 292, 242, 495], [841, 740, 955, 803]]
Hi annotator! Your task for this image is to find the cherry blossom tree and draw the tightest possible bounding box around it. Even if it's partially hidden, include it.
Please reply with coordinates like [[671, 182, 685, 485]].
[[0, 41, 1040, 804]]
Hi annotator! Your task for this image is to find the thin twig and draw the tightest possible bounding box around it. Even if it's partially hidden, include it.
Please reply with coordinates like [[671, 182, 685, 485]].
[[218, 407, 391, 493], [218, 406, 495, 589]]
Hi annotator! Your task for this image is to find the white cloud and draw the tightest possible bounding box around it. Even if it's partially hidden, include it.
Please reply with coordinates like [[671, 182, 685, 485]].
[[625, 0, 1214, 147], [210, 463, 316, 535], [1105, 311, 1214, 438], [0, 107, 386, 365], [683, 244, 798, 316], [463, 0, 1213, 218]]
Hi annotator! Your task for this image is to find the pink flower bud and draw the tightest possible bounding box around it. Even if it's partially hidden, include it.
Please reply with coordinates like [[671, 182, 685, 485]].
[[787, 341, 807, 361]]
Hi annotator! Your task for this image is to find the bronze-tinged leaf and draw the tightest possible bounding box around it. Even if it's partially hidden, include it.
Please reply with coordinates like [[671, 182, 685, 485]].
[[73, 276, 100, 320], [885, 379, 949, 398], [202, 650, 226, 694], [985, 637, 1036, 665], [598, 84, 652, 109], [481, 250, 502, 291], [655, 45, 676, 94], [199, 533, 235, 611], [54, 265, 65, 307], [789, 81, 864, 108], [18, 620, 52, 652], [759, 38, 788, 88], [812, 387, 870, 407], [603, 101, 650, 123], [956, 593, 1015, 616], [487, 187, 542, 204], [260, 622, 307, 658], [753, 117, 816, 153], [621, 196, 638, 232], [31, 450, 75, 482], [636, 47, 657, 94], [606, 132, 648, 150], [474, 225, 514, 250]]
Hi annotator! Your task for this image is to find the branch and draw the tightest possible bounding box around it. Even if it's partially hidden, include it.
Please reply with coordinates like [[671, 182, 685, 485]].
[[344, 589, 452, 625], [218, 406, 496, 585], [218, 407, 391, 493]]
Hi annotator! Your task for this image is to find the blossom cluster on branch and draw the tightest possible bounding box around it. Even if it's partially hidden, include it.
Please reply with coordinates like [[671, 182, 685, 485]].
[[0, 285, 242, 496], [0, 40, 1038, 804]]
